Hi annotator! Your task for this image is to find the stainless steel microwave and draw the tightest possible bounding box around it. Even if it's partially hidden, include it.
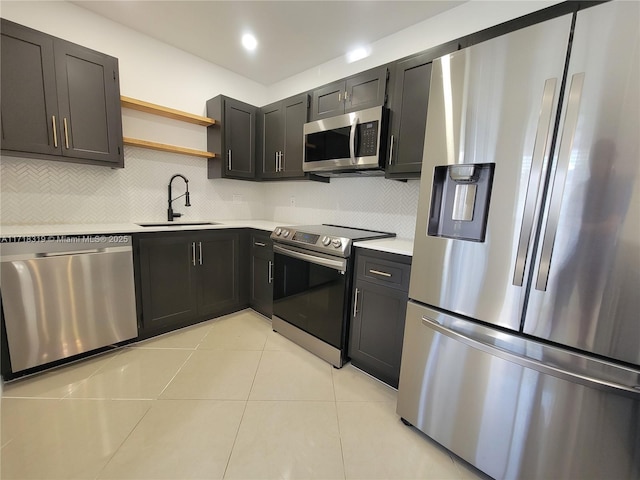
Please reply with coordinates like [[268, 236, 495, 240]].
[[303, 106, 389, 174]]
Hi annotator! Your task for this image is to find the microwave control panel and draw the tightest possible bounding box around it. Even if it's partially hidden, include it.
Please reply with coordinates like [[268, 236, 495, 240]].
[[357, 121, 379, 157]]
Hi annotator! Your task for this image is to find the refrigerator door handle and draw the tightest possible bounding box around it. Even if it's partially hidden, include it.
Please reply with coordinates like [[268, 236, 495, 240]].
[[421, 315, 639, 396], [535, 72, 585, 291], [512, 78, 557, 286]]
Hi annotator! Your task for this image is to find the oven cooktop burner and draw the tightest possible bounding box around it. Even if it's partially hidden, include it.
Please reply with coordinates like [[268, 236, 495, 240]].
[[271, 224, 395, 257]]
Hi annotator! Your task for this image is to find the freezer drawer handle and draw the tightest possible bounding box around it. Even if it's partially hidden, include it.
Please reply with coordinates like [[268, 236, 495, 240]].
[[535, 73, 585, 291], [512, 78, 557, 287], [421, 314, 638, 396]]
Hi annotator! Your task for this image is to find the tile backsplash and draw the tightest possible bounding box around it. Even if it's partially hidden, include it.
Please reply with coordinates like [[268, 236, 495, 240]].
[[1, 148, 420, 239]]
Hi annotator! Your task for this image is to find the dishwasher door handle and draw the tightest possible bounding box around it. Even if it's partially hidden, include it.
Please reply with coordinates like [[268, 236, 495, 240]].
[[41, 248, 105, 257]]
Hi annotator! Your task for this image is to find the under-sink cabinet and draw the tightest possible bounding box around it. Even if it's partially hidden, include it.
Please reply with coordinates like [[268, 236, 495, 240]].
[[249, 230, 274, 318], [134, 229, 249, 338], [349, 248, 411, 388]]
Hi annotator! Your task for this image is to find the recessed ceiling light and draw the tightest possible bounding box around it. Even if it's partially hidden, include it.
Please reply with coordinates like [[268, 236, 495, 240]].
[[242, 33, 258, 51], [346, 47, 370, 63]]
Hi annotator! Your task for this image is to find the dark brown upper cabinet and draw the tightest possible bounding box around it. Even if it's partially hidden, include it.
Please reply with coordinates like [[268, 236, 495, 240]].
[[385, 53, 433, 179], [1, 19, 124, 167], [310, 66, 389, 121], [206, 95, 257, 180], [257, 93, 310, 180]]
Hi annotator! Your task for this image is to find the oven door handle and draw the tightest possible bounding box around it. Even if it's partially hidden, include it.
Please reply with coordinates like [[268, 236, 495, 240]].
[[273, 243, 347, 272]]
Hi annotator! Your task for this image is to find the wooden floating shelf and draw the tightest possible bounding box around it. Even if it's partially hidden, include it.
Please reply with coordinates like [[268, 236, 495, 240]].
[[123, 137, 215, 159], [121, 95, 216, 126]]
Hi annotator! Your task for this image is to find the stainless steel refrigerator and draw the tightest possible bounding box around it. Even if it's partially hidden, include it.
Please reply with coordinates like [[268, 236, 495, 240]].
[[397, 2, 640, 479]]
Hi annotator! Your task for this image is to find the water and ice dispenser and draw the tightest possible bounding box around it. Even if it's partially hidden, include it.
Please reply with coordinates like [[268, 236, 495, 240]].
[[427, 163, 495, 242]]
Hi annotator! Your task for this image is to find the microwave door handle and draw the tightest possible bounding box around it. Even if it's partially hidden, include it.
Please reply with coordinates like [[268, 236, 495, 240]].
[[349, 115, 358, 164]]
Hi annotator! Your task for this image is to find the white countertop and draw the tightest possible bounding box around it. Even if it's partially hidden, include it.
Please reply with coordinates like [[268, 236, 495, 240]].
[[0, 221, 414, 257], [0, 220, 288, 238], [353, 237, 414, 257]]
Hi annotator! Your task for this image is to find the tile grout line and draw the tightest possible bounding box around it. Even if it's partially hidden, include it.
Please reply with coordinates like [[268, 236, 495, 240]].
[[92, 400, 155, 480], [221, 324, 270, 479], [156, 349, 197, 398], [331, 361, 348, 480]]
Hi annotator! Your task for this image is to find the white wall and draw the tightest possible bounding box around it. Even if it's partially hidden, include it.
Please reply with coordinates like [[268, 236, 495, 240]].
[[267, 0, 562, 102], [0, 0, 559, 239]]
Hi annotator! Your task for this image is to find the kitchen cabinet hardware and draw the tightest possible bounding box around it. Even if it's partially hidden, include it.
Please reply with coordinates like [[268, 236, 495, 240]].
[[52, 116, 58, 148], [120, 96, 215, 126], [369, 269, 392, 277], [122, 138, 215, 159], [268, 260, 273, 284], [198, 241, 203, 265], [63, 118, 69, 149], [353, 288, 360, 317], [191, 242, 196, 266], [254, 241, 266, 247], [228, 150, 232, 170], [388, 135, 395, 165]]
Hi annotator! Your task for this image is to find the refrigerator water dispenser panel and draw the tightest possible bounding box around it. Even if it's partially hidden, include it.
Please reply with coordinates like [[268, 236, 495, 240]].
[[428, 163, 495, 242]]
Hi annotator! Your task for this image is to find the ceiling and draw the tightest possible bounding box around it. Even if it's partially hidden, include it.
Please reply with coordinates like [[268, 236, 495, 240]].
[[71, 1, 465, 86]]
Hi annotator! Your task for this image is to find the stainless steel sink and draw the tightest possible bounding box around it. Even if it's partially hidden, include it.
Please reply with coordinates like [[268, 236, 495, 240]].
[[137, 222, 218, 227]]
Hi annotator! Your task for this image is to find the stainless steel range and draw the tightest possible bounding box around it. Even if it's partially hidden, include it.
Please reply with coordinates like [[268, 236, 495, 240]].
[[270, 224, 395, 367]]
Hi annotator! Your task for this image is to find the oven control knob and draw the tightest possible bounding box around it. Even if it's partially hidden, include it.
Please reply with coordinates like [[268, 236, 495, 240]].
[[282, 229, 290, 238], [274, 228, 282, 236], [331, 238, 342, 248], [322, 236, 331, 246]]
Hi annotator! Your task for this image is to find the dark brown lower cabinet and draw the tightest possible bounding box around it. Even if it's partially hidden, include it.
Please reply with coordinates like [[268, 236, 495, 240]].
[[249, 230, 273, 318], [349, 249, 411, 388], [135, 229, 248, 338]]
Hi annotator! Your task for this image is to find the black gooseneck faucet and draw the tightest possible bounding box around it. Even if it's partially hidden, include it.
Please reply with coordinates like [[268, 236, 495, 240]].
[[167, 174, 191, 221]]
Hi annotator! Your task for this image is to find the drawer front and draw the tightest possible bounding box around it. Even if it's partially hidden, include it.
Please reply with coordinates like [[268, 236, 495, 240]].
[[251, 231, 273, 254], [357, 252, 411, 291]]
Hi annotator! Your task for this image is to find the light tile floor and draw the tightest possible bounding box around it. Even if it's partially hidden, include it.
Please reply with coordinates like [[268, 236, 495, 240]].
[[1, 309, 489, 480]]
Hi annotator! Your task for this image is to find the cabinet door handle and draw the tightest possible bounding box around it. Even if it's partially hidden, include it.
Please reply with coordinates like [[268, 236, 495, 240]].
[[389, 135, 395, 165], [338, 93, 341, 102], [63, 118, 69, 149], [353, 287, 360, 317], [344, 90, 349, 102], [198, 241, 203, 265], [254, 241, 266, 247], [268, 260, 273, 284], [369, 269, 392, 278], [51, 116, 58, 148], [228, 149, 232, 170], [191, 242, 196, 266], [279, 152, 284, 172]]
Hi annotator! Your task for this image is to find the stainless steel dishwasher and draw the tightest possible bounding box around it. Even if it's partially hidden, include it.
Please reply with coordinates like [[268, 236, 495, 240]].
[[1, 235, 138, 373]]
